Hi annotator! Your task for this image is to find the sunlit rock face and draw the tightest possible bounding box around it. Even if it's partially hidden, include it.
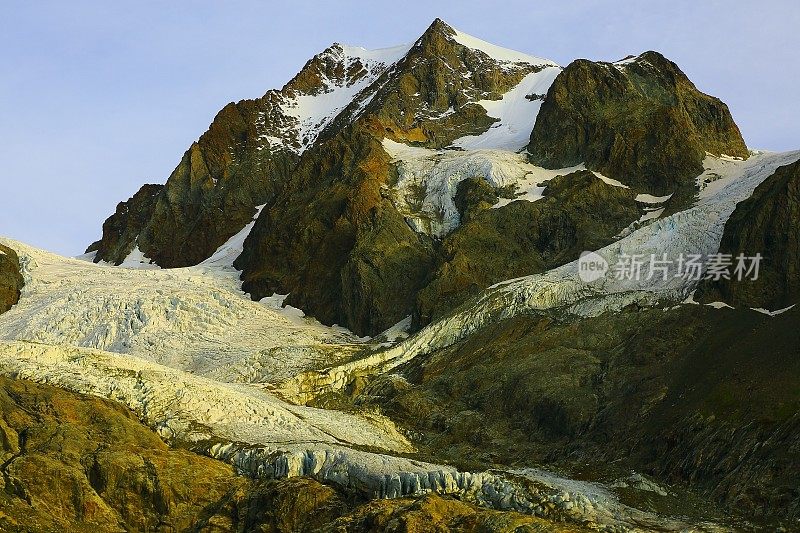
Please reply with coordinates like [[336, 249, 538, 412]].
[[528, 51, 748, 197]]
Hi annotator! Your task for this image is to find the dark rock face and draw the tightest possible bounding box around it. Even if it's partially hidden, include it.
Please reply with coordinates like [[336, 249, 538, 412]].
[[363, 305, 800, 523], [236, 125, 437, 336], [697, 160, 800, 309], [414, 170, 641, 326], [138, 98, 299, 268], [0, 244, 23, 314], [454, 178, 500, 224], [528, 52, 748, 195], [85, 184, 163, 264], [88, 95, 297, 267]]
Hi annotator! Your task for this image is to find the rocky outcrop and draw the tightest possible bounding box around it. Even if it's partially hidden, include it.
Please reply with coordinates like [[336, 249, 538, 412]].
[[88, 21, 752, 339], [0, 376, 244, 531], [236, 125, 436, 336], [697, 159, 800, 309], [0, 244, 23, 314], [138, 98, 299, 267], [93, 18, 539, 271], [324, 18, 547, 149], [328, 492, 584, 532], [85, 184, 163, 264], [414, 170, 640, 326], [88, 95, 298, 267], [528, 52, 748, 195]]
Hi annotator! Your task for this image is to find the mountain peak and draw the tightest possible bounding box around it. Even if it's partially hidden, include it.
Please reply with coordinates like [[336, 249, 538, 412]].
[[416, 18, 556, 67], [425, 17, 456, 36]]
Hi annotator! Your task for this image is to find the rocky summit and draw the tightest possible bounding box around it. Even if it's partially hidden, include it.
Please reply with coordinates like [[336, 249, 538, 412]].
[[2, 17, 799, 533]]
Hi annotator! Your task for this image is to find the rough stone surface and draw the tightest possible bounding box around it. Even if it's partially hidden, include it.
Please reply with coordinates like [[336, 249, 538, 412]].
[[237, 19, 547, 336], [138, 98, 299, 267], [86, 184, 163, 264], [0, 244, 23, 314], [0, 376, 243, 532], [528, 52, 748, 195], [357, 305, 800, 524], [0, 376, 580, 533]]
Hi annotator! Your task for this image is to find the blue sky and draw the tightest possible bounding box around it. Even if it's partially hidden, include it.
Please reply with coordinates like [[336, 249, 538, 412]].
[[1, 0, 798, 255]]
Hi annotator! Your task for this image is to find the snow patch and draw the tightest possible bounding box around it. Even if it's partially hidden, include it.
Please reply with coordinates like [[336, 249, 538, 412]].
[[119, 245, 160, 269], [636, 193, 673, 204], [450, 28, 558, 67], [593, 171, 630, 189], [452, 67, 561, 152], [199, 204, 266, 271], [751, 304, 796, 316]]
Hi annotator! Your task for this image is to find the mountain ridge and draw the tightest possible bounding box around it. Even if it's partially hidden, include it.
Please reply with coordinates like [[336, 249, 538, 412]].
[[1, 18, 799, 531]]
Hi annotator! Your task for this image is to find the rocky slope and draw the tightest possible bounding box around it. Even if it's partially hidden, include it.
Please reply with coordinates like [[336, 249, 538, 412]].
[[0, 376, 584, 533], [697, 158, 800, 309], [347, 305, 800, 525], [85, 183, 163, 264], [0, 244, 23, 314], [86, 20, 749, 338], [414, 169, 641, 326], [89, 39, 412, 267], [235, 19, 561, 336]]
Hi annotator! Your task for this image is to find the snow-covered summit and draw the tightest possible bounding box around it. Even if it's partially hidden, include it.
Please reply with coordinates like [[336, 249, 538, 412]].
[[450, 26, 558, 68]]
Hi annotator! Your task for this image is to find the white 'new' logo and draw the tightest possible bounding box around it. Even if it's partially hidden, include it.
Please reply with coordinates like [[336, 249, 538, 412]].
[[578, 251, 608, 283]]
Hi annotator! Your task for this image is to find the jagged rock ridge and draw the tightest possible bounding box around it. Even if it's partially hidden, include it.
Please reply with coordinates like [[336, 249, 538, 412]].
[[235, 19, 562, 335]]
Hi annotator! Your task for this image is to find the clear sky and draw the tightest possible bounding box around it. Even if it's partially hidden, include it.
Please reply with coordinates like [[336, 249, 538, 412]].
[[1, 0, 798, 255]]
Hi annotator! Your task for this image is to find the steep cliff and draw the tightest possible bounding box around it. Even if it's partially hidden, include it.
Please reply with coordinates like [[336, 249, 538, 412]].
[[236, 19, 559, 335]]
